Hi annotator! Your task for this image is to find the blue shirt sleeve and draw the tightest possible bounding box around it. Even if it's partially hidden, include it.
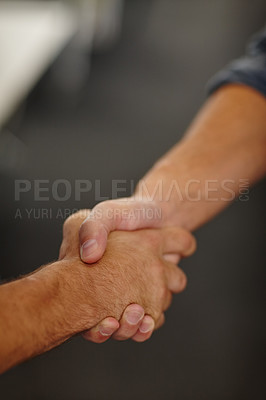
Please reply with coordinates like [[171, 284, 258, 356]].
[[207, 28, 266, 97]]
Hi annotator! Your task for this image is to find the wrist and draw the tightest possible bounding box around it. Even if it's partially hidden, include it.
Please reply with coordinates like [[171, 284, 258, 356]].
[[44, 260, 99, 334], [134, 166, 187, 227], [0, 262, 84, 371], [134, 159, 220, 231]]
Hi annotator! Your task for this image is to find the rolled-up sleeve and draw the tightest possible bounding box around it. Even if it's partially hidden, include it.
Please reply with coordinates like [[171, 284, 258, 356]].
[[207, 28, 266, 97]]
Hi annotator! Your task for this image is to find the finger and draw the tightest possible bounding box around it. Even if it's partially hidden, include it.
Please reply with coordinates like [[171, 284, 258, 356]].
[[163, 290, 173, 311], [112, 304, 145, 341], [161, 227, 197, 258], [63, 209, 91, 246], [163, 253, 180, 264], [131, 315, 155, 343], [60, 210, 92, 258], [79, 199, 162, 263], [58, 243, 66, 260], [164, 261, 188, 293], [154, 313, 165, 330], [82, 317, 119, 344]]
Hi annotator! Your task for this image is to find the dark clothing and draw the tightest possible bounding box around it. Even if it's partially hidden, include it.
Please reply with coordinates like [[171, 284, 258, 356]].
[[208, 28, 266, 97]]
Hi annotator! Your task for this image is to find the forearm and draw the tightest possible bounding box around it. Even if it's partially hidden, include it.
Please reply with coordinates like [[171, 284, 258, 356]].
[[0, 261, 96, 374], [135, 85, 266, 231]]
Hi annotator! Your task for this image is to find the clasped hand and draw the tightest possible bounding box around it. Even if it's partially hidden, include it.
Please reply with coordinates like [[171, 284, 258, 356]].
[[59, 210, 196, 343]]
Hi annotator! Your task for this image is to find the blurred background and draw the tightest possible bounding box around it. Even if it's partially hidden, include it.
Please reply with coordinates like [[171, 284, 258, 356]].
[[0, 0, 265, 399]]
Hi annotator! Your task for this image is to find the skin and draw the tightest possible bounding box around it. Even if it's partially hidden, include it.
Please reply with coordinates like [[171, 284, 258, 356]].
[[0, 211, 195, 374], [79, 84, 266, 339]]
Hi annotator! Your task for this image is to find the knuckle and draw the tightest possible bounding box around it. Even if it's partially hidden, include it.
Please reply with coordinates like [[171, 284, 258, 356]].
[[166, 292, 173, 308], [91, 201, 122, 226], [178, 272, 188, 292], [183, 231, 197, 255], [161, 286, 168, 302], [79, 218, 95, 237], [154, 313, 165, 330], [62, 215, 74, 236], [190, 235, 197, 253], [64, 210, 90, 233], [80, 215, 91, 228], [154, 290, 165, 318], [162, 289, 171, 311], [145, 299, 160, 321], [63, 214, 73, 229], [154, 309, 162, 322], [159, 314, 166, 327], [95, 200, 118, 214]]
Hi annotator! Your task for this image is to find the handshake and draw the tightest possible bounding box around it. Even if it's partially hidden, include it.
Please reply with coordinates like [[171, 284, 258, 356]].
[[0, 197, 196, 373], [1, 83, 264, 373], [58, 198, 196, 344]]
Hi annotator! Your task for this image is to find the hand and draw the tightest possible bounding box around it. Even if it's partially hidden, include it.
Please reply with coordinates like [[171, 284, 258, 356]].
[[79, 198, 166, 264], [59, 210, 196, 342], [77, 201, 195, 343]]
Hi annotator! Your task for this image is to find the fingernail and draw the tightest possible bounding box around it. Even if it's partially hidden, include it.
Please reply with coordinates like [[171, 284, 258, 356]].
[[125, 310, 144, 325], [99, 325, 114, 337], [139, 320, 155, 334], [81, 239, 98, 260]]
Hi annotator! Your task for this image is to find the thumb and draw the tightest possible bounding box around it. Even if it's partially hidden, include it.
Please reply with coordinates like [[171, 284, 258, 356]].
[[79, 198, 163, 263]]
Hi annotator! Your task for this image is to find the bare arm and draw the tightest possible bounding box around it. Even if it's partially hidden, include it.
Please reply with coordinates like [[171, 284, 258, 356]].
[[0, 262, 98, 374], [79, 84, 266, 263], [0, 211, 195, 374], [136, 84, 266, 231]]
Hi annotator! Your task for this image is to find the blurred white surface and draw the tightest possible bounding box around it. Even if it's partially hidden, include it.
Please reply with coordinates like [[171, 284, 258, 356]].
[[0, 1, 77, 129], [0, 0, 124, 130]]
